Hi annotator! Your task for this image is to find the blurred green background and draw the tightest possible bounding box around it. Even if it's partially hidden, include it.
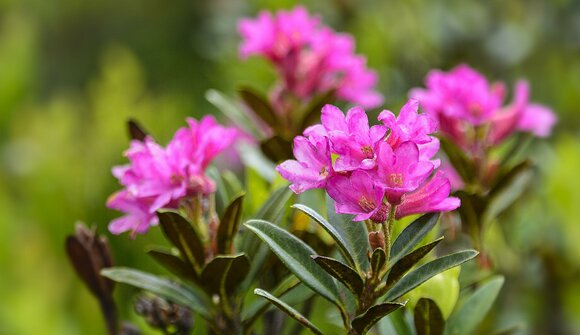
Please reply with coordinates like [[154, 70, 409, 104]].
[[0, 0, 578, 334]]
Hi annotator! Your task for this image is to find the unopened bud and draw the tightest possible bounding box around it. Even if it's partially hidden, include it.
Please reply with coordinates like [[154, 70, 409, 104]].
[[368, 231, 385, 250]]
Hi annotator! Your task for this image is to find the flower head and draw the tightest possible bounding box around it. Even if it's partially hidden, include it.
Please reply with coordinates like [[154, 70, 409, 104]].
[[107, 116, 236, 236], [238, 6, 382, 109], [277, 101, 459, 223]]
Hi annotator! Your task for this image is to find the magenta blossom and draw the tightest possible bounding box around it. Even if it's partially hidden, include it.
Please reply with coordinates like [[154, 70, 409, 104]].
[[277, 101, 460, 223], [238, 6, 382, 109], [107, 116, 236, 236], [411, 64, 556, 149], [276, 134, 333, 194]]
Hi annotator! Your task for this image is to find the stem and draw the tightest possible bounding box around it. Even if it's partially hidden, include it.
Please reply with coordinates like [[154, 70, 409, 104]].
[[383, 205, 396, 265]]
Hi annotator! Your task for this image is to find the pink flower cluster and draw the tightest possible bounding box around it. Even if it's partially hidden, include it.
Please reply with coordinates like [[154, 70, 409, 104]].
[[410, 64, 556, 150], [238, 6, 383, 109], [276, 100, 460, 223], [107, 116, 237, 236]]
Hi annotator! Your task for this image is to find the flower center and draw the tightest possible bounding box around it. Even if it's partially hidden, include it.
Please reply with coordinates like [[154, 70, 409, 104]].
[[358, 196, 376, 212], [170, 174, 184, 184], [361, 145, 374, 158], [469, 103, 484, 117], [319, 166, 329, 177], [389, 173, 404, 187]]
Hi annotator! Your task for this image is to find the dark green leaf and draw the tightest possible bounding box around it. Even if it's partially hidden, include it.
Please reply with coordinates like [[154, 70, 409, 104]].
[[157, 211, 205, 271], [293, 203, 357, 268], [387, 237, 444, 287], [260, 136, 294, 162], [101, 267, 210, 318], [371, 248, 387, 276], [199, 254, 250, 295], [244, 219, 342, 309], [484, 161, 534, 224], [445, 276, 504, 335], [298, 89, 336, 130], [326, 195, 370, 271], [242, 275, 301, 326], [238, 86, 278, 129], [147, 248, 197, 282], [385, 250, 478, 302], [312, 255, 363, 297], [206, 89, 263, 138], [414, 298, 445, 335], [390, 213, 440, 265], [255, 186, 293, 223], [351, 302, 405, 335], [127, 119, 148, 141], [254, 288, 324, 335], [217, 194, 245, 254], [439, 137, 473, 184]]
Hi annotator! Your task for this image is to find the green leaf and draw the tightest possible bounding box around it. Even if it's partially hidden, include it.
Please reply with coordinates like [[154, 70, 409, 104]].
[[260, 135, 294, 162], [101, 267, 210, 318], [127, 118, 148, 141], [254, 288, 324, 335], [242, 275, 301, 327], [439, 137, 473, 184], [445, 276, 504, 335], [312, 255, 363, 297], [199, 254, 250, 295], [371, 248, 387, 276], [238, 86, 279, 129], [377, 308, 413, 335], [217, 194, 245, 254], [414, 298, 445, 335], [244, 219, 342, 308], [206, 89, 263, 138], [157, 211, 205, 271], [147, 248, 197, 282], [293, 203, 357, 268], [390, 213, 440, 265], [387, 237, 444, 287], [351, 302, 405, 335], [298, 89, 336, 130], [326, 195, 371, 271], [385, 250, 478, 302], [484, 161, 533, 224], [255, 186, 293, 223]]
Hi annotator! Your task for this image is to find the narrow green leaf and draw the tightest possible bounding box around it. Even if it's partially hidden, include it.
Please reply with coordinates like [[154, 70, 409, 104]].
[[255, 186, 293, 223], [293, 203, 357, 268], [244, 219, 342, 308], [390, 213, 440, 264], [351, 302, 405, 335], [414, 298, 445, 335], [445, 276, 504, 335], [326, 195, 370, 271], [312, 255, 363, 297], [205, 89, 263, 138], [439, 137, 473, 184], [387, 237, 444, 286], [217, 194, 245, 254], [385, 250, 478, 302], [254, 288, 324, 335], [157, 211, 205, 271], [147, 248, 197, 282], [101, 267, 210, 318], [238, 87, 279, 129], [242, 275, 301, 326], [484, 161, 533, 224], [371, 248, 387, 275], [298, 89, 336, 130], [260, 136, 294, 162], [377, 308, 413, 335], [127, 119, 148, 141], [199, 254, 250, 295]]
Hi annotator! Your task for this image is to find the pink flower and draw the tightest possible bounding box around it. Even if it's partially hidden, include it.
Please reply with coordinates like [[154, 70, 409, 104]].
[[107, 116, 236, 236], [276, 135, 333, 194], [238, 7, 383, 109], [326, 170, 388, 222], [395, 172, 460, 219], [277, 101, 460, 223], [376, 141, 434, 205]]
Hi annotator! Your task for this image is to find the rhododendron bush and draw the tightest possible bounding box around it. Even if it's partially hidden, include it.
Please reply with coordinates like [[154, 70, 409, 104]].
[[62, 5, 560, 335]]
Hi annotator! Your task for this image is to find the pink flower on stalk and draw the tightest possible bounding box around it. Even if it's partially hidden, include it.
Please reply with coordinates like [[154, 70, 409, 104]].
[[326, 170, 388, 222], [276, 135, 333, 194], [107, 116, 237, 236], [376, 141, 434, 205], [277, 101, 460, 223], [395, 172, 461, 219], [238, 7, 383, 109]]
